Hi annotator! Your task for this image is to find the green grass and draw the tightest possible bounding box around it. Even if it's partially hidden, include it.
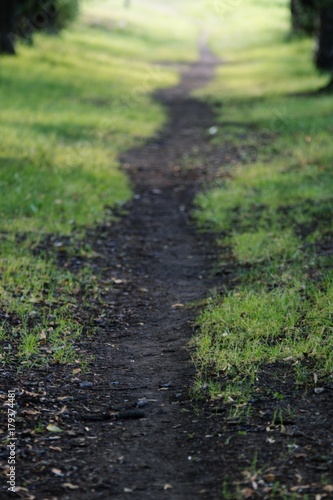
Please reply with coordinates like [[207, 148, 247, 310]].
[[195, 276, 333, 387], [0, 0, 199, 369], [192, 0, 333, 401]]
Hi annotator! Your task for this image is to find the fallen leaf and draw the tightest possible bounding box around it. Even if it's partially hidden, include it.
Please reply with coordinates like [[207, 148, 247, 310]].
[[23, 390, 39, 398], [263, 473, 276, 482], [22, 409, 41, 415], [47, 424, 63, 433], [290, 485, 310, 492], [39, 330, 47, 342], [112, 278, 123, 284], [172, 303, 184, 308], [57, 405, 67, 415], [295, 473, 303, 483], [241, 488, 254, 498], [72, 368, 81, 375], [164, 484, 173, 490], [252, 481, 258, 490], [49, 446, 62, 452], [51, 468, 63, 476], [324, 485, 333, 493], [62, 483, 79, 490]]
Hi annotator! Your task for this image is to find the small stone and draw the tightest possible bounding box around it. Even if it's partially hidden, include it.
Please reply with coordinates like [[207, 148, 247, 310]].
[[79, 382, 94, 389], [136, 398, 148, 408], [208, 126, 218, 135]]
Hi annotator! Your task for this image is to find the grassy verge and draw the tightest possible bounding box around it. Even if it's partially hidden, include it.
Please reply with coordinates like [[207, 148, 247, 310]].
[[0, 0, 198, 369], [192, 0, 333, 402]]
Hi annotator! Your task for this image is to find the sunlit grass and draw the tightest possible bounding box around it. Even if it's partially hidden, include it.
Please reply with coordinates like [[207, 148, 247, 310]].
[[0, 13, 189, 234], [193, 0, 333, 400], [231, 229, 301, 264], [0, 0, 199, 369], [194, 272, 333, 400]]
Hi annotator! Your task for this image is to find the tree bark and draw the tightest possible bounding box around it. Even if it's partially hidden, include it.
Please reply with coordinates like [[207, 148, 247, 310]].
[[0, 0, 18, 54], [315, 6, 333, 71]]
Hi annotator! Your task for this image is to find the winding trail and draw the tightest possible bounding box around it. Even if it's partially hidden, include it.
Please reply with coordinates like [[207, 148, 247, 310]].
[[69, 39, 223, 499], [7, 39, 226, 500], [3, 26, 333, 500]]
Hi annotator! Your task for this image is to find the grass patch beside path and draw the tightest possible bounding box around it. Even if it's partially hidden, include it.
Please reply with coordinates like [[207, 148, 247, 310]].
[[0, 0, 198, 369], [192, 0, 333, 401]]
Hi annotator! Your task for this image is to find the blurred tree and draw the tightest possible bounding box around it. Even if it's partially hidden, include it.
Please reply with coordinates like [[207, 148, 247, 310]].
[[291, 0, 317, 35], [315, 3, 333, 88], [0, 0, 18, 54], [0, 0, 79, 55], [290, 0, 333, 89], [17, 0, 79, 36]]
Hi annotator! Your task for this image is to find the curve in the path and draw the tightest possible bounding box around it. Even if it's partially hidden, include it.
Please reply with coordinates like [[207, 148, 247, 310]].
[[71, 39, 222, 500]]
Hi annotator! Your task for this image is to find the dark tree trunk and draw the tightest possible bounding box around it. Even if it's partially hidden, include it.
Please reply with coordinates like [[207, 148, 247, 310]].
[[315, 7, 333, 71], [291, 0, 317, 35], [0, 0, 18, 54]]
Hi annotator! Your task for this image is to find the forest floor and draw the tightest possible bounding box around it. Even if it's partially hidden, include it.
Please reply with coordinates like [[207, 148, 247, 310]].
[[1, 40, 333, 500]]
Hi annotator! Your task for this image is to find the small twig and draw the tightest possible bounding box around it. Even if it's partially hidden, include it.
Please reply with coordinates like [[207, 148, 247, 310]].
[[81, 409, 146, 421]]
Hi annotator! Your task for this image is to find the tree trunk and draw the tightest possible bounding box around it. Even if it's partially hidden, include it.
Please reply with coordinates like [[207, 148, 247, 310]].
[[291, 0, 317, 35], [315, 6, 333, 71], [0, 0, 18, 54]]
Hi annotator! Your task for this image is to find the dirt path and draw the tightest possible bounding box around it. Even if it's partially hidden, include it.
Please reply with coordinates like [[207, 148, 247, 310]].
[[67, 40, 222, 499], [0, 39, 225, 499], [3, 33, 333, 500]]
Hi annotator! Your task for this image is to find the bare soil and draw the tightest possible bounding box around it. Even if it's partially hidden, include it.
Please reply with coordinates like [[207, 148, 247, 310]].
[[1, 41, 333, 500]]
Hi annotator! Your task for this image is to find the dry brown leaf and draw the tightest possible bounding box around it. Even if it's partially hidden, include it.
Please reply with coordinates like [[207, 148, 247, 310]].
[[263, 473, 276, 482], [58, 405, 67, 415], [290, 485, 310, 492], [22, 409, 41, 415], [39, 330, 47, 342], [295, 473, 303, 483], [241, 488, 254, 498], [324, 485, 333, 493], [23, 390, 39, 398], [62, 483, 79, 490]]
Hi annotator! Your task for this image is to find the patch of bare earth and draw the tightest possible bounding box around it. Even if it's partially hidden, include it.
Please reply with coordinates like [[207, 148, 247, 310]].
[[1, 40, 333, 500]]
